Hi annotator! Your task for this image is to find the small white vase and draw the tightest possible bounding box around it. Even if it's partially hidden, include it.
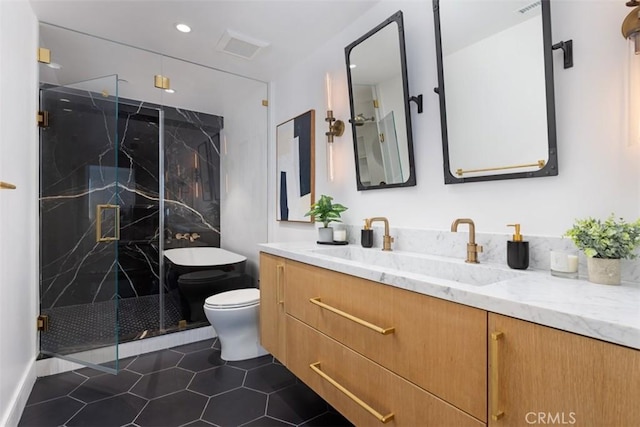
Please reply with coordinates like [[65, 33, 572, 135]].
[[586, 258, 621, 286], [317, 227, 334, 243]]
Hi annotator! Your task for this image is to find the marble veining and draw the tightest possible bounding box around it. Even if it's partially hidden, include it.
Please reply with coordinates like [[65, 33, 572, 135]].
[[39, 86, 223, 354], [259, 241, 640, 350], [341, 224, 640, 283]]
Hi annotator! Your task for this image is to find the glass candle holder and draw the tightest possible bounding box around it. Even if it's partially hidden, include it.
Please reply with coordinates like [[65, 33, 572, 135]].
[[333, 229, 347, 242], [550, 250, 579, 279]]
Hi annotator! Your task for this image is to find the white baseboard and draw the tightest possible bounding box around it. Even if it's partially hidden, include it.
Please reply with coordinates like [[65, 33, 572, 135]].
[[1, 359, 36, 427], [36, 326, 215, 377]]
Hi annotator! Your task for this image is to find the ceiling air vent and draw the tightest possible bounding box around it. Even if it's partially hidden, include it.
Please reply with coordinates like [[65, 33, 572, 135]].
[[215, 29, 269, 60], [516, 1, 541, 15]]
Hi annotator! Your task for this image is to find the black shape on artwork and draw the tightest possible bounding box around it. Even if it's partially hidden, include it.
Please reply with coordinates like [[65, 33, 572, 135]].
[[280, 171, 289, 221], [294, 114, 312, 197]]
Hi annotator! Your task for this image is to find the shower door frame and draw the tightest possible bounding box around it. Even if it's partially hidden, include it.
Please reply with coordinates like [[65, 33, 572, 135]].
[[38, 79, 172, 373]]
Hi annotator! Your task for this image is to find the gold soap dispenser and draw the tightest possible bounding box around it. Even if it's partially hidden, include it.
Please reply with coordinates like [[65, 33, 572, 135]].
[[507, 224, 529, 270]]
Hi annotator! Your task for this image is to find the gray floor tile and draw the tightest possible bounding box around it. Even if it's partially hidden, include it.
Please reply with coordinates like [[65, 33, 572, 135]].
[[25, 371, 85, 405], [126, 349, 183, 374], [18, 396, 84, 427], [266, 383, 328, 425], [69, 369, 141, 403], [244, 363, 296, 393], [135, 390, 208, 427], [21, 340, 347, 427], [67, 393, 147, 426], [188, 365, 245, 396], [130, 367, 194, 399], [178, 347, 225, 372], [202, 388, 267, 426]]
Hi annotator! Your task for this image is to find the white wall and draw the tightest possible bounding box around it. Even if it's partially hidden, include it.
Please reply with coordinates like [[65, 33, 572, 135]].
[[221, 82, 269, 282], [0, 0, 39, 425], [270, 0, 640, 241]]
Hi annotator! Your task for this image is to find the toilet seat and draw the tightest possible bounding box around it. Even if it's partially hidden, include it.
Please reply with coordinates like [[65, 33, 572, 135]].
[[204, 288, 260, 309]]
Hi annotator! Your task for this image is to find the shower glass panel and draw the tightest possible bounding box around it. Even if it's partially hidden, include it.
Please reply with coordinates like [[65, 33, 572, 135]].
[[39, 75, 121, 372], [378, 111, 403, 184]]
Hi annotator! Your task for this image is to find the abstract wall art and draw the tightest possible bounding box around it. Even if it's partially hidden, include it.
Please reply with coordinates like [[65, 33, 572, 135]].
[[276, 110, 315, 222]]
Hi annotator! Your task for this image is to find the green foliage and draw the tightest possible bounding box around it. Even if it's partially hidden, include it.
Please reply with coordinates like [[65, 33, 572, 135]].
[[565, 214, 640, 259], [304, 194, 348, 228]]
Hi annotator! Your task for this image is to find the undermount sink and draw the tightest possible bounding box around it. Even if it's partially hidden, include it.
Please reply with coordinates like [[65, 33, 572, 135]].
[[164, 247, 246, 267], [309, 246, 526, 286]]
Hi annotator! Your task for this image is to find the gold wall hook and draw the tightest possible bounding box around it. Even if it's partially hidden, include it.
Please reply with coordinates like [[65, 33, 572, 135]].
[[0, 181, 17, 190], [154, 75, 171, 90], [37, 47, 51, 64]]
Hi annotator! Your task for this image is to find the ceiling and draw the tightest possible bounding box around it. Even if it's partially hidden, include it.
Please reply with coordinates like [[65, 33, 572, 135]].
[[30, 0, 381, 83]]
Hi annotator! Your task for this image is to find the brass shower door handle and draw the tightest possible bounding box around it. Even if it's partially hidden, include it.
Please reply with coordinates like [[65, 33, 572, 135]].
[[96, 204, 120, 242]]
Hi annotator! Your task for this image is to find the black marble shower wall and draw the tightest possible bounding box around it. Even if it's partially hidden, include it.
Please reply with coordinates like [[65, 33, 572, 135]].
[[39, 86, 221, 349]]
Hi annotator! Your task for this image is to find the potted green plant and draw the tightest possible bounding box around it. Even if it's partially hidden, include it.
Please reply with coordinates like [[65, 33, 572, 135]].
[[305, 194, 348, 242], [564, 214, 640, 285]]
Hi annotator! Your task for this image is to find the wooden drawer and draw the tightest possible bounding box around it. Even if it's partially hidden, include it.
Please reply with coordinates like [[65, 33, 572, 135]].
[[287, 317, 484, 427], [259, 253, 287, 363], [285, 260, 487, 421]]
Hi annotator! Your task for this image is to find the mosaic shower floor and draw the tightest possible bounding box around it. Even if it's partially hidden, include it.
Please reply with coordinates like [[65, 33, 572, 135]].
[[40, 295, 185, 355]]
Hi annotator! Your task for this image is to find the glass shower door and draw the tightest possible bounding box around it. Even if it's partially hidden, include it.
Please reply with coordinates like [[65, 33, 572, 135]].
[[39, 75, 121, 373]]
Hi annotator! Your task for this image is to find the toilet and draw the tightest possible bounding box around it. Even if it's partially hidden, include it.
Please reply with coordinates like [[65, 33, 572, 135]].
[[203, 288, 268, 361]]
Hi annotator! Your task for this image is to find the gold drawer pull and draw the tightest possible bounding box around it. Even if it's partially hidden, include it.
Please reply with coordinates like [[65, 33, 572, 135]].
[[310, 362, 394, 423], [276, 264, 285, 305], [490, 331, 505, 421], [309, 297, 395, 335]]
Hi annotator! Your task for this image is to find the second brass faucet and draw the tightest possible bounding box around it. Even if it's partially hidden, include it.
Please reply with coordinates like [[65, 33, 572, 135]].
[[365, 217, 394, 251], [451, 218, 483, 263]]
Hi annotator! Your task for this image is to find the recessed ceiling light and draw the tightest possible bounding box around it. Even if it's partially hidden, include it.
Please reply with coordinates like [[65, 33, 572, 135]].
[[165, 88, 175, 94], [349, 64, 357, 69], [47, 62, 62, 69], [176, 23, 191, 33]]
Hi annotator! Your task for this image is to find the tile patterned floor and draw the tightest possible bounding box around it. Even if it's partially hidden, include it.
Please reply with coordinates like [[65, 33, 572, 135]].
[[20, 339, 353, 427]]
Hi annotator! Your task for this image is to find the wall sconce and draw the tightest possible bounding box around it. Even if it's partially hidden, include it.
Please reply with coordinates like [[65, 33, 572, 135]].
[[325, 73, 345, 181], [325, 73, 345, 143], [622, 1, 640, 145], [623, 1, 640, 52]]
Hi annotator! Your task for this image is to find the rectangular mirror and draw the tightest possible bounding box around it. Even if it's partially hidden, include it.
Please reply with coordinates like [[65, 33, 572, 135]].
[[345, 11, 417, 190], [433, 0, 558, 183]]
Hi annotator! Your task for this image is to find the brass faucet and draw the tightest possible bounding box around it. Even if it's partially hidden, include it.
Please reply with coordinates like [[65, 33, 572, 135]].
[[366, 217, 394, 251], [176, 232, 201, 243], [450, 218, 483, 263]]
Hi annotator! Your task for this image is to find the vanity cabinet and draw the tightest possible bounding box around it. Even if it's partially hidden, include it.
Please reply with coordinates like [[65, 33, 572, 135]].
[[285, 259, 487, 422], [259, 253, 486, 426], [260, 251, 640, 427], [258, 253, 287, 363], [488, 314, 640, 427]]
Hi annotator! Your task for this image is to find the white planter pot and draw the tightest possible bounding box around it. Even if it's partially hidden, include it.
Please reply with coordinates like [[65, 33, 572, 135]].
[[587, 258, 621, 286], [317, 227, 334, 243]]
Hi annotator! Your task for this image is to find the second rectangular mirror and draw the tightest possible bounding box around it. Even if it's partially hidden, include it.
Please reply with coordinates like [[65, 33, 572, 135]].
[[345, 11, 417, 190], [433, 0, 558, 184]]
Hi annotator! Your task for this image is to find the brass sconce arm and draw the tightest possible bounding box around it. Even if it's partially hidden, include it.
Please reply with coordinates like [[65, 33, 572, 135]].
[[325, 110, 345, 143]]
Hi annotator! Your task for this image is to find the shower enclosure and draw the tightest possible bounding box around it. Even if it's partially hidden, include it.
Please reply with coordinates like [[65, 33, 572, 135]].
[[37, 24, 267, 372]]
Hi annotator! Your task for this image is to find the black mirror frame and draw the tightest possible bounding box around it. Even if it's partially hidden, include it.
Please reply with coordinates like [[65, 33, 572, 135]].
[[433, 0, 559, 184], [345, 10, 417, 191]]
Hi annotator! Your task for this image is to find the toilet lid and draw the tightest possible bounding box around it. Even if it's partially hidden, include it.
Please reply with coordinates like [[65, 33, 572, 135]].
[[205, 288, 260, 309]]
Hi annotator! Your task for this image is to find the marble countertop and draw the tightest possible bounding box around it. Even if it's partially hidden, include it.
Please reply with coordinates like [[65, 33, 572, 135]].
[[259, 242, 640, 350]]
